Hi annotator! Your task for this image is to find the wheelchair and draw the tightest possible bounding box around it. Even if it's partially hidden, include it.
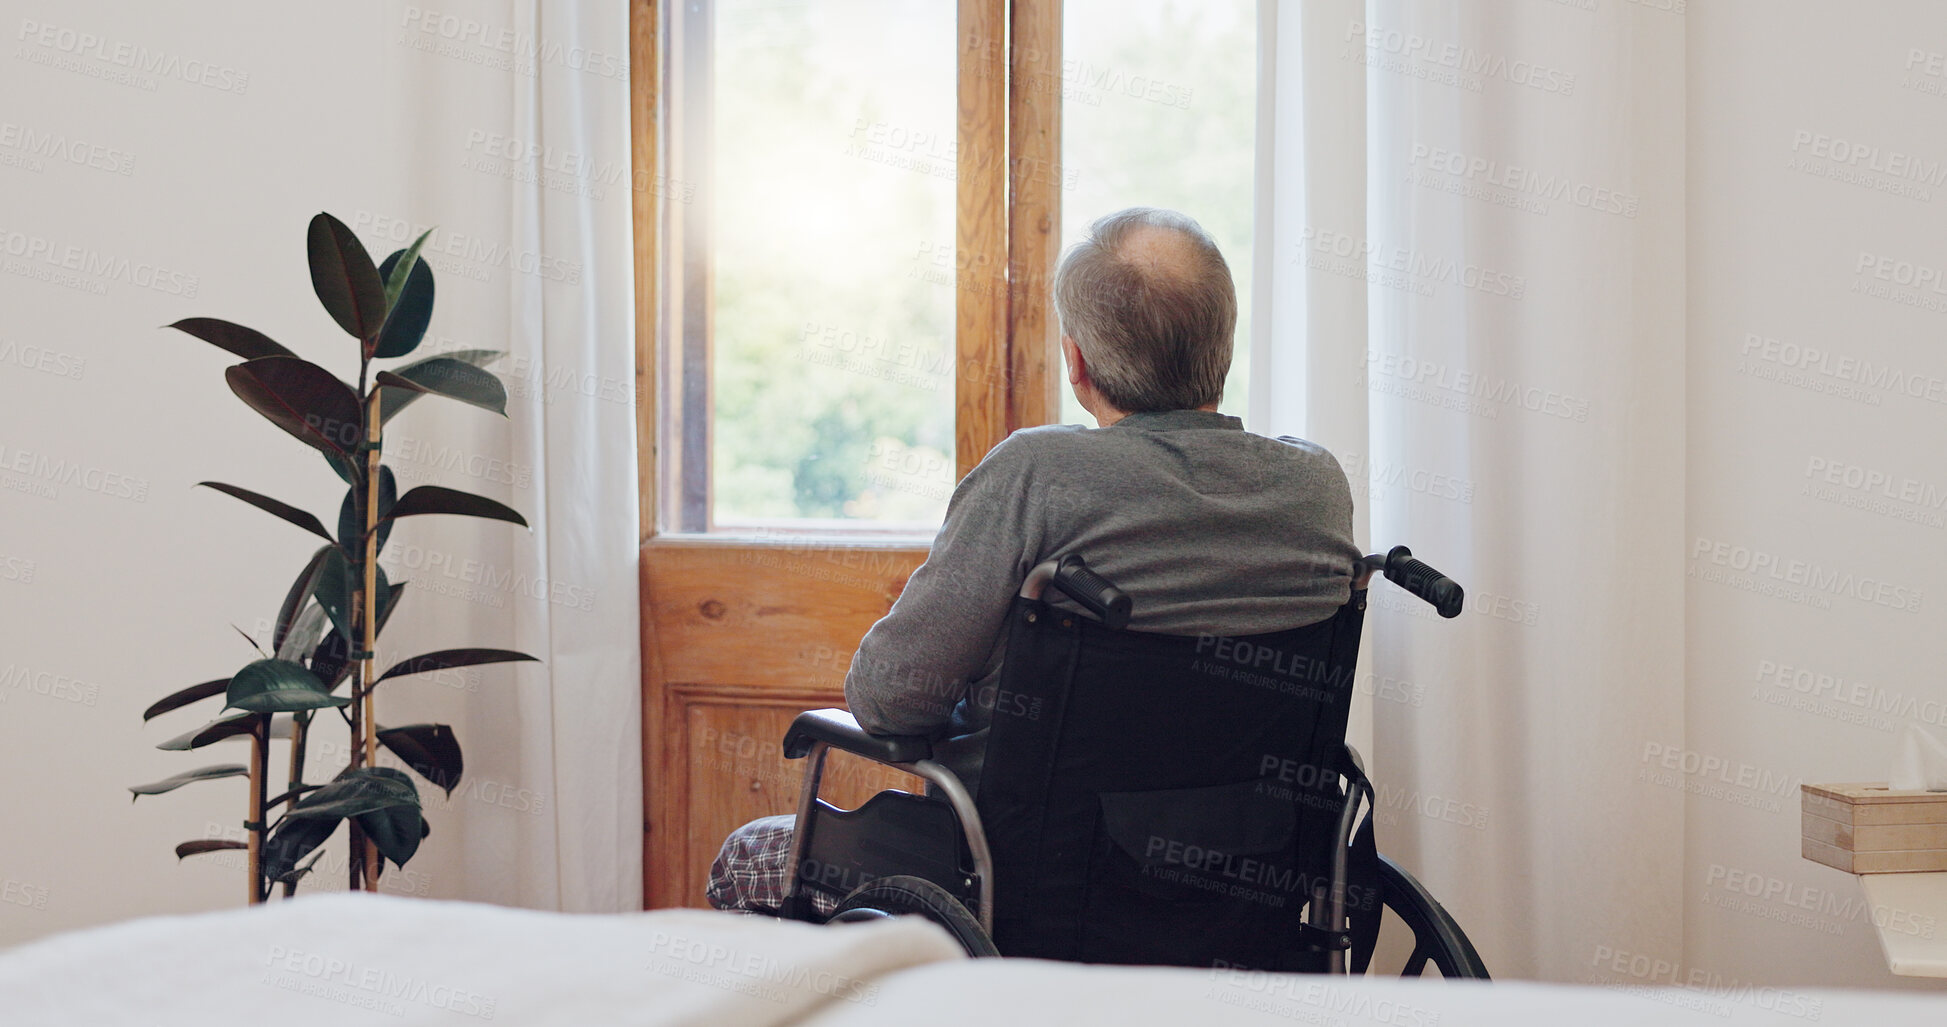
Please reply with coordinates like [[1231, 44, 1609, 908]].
[[771, 547, 1489, 978]]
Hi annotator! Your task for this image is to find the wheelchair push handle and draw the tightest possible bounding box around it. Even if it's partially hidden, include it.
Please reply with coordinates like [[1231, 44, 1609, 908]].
[[1051, 554, 1133, 630], [1371, 545, 1464, 618]]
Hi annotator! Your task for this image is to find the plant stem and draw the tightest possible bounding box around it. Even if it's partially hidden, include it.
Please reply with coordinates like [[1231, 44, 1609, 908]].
[[348, 356, 370, 891], [281, 712, 310, 898], [359, 386, 383, 888], [247, 714, 269, 904]]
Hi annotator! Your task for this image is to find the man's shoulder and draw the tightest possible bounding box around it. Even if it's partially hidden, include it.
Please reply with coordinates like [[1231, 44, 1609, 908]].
[[976, 422, 1093, 468]]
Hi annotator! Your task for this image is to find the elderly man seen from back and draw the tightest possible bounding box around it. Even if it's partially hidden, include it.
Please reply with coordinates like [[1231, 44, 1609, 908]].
[[707, 206, 1362, 915]]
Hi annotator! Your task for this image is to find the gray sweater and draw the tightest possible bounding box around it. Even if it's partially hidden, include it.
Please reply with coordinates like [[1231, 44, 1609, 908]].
[[843, 409, 1362, 791]]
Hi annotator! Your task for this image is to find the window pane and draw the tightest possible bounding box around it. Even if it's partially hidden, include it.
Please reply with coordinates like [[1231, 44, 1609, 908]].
[[1058, 0, 1256, 426], [709, 0, 956, 530]]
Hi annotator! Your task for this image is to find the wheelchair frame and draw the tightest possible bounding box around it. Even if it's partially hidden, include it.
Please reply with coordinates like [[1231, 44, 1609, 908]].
[[776, 549, 1486, 977]]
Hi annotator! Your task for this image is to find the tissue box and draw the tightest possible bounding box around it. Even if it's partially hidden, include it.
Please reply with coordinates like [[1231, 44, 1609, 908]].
[[1802, 783, 1947, 873]]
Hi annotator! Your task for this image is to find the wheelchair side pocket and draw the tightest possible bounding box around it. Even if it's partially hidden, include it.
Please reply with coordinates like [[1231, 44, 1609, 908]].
[[1093, 777, 1298, 904]]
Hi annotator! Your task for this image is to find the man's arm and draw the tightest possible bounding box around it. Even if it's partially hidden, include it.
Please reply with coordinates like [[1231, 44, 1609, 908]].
[[844, 438, 1041, 737]]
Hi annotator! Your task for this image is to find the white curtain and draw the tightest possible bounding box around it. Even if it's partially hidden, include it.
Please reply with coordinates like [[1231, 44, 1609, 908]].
[[1252, 0, 1687, 978], [380, 0, 643, 913]]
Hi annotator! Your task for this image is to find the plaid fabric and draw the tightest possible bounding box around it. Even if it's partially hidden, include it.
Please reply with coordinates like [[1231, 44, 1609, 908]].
[[706, 814, 840, 918]]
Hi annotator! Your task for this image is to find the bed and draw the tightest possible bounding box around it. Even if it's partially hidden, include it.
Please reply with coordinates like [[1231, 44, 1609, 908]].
[[3, 894, 1940, 1025]]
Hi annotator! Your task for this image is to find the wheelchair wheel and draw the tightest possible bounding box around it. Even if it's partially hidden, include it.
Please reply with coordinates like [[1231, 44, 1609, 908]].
[[1372, 854, 1490, 979], [830, 875, 999, 958]]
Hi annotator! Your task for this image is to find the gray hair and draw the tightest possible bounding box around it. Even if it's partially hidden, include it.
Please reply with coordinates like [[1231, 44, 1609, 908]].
[[1052, 207, 1236, 413]]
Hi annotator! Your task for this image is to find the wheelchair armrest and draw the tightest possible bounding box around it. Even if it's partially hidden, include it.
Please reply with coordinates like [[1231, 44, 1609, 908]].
[[783, 708, 933, 765]]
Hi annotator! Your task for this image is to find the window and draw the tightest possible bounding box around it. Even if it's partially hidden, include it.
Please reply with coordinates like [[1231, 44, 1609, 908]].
[[662, 0, 959, 533], [1058, 0, 1257, 426]]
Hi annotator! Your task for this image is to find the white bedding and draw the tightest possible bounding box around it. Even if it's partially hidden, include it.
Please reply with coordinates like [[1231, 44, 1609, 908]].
[[804, 957, 1947, 1026], [4, 895, 1942, 1026], [0, 893, 962, 1026]]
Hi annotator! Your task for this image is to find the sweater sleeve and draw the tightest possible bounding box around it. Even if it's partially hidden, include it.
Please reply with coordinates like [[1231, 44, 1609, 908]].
[[844, 437, 1040, 737]]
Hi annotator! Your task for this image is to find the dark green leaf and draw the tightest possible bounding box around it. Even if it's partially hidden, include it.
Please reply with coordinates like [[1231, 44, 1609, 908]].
[[167, 318, 294, 360], [275, 546, 336, 652], [378, 724, 463, 796], [286, 766, 420, 821], [142, 678, 229, 722], [225, 356, 362, 458], [276, 846, 329, 888], [276, 604, 330, 665], [176, 839, 247, 859], [225, 659, 347, 714], [263, 816, 339, 882], [377, 580, 405, 637], [324, 448, 358, 486], [359, 802, 423, 867], [311, 629, 351, 690], [312, 546, 354, 642], [196, 482, 334, 542], [382, 231, 432, 309], [374, 246, 435, 359], [379, 349, 504, 423], [376, 360, 506, 418], [336, 466, 397, 555], [157, 712, 257, 751], [384, 486, 527, 528], [307, 212, 387, 343], [130, 764, 248, 799], [376, 648, 538, 684], [312, 548, 389, 644]]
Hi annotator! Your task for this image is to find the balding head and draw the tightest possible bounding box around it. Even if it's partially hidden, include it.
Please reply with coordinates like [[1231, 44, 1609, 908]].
[[1053, 208, 1236, 414]]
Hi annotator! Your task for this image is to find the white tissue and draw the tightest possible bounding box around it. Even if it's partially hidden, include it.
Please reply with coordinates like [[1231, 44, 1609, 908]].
[[1890, 723, 1947, 791]]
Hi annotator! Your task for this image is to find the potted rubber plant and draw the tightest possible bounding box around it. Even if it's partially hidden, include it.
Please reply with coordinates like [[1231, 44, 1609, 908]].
[[130, 212, 538, 902]]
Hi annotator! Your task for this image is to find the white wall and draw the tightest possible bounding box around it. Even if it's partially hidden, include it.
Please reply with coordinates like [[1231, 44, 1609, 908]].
[[1684, 0, 1947, 992]]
